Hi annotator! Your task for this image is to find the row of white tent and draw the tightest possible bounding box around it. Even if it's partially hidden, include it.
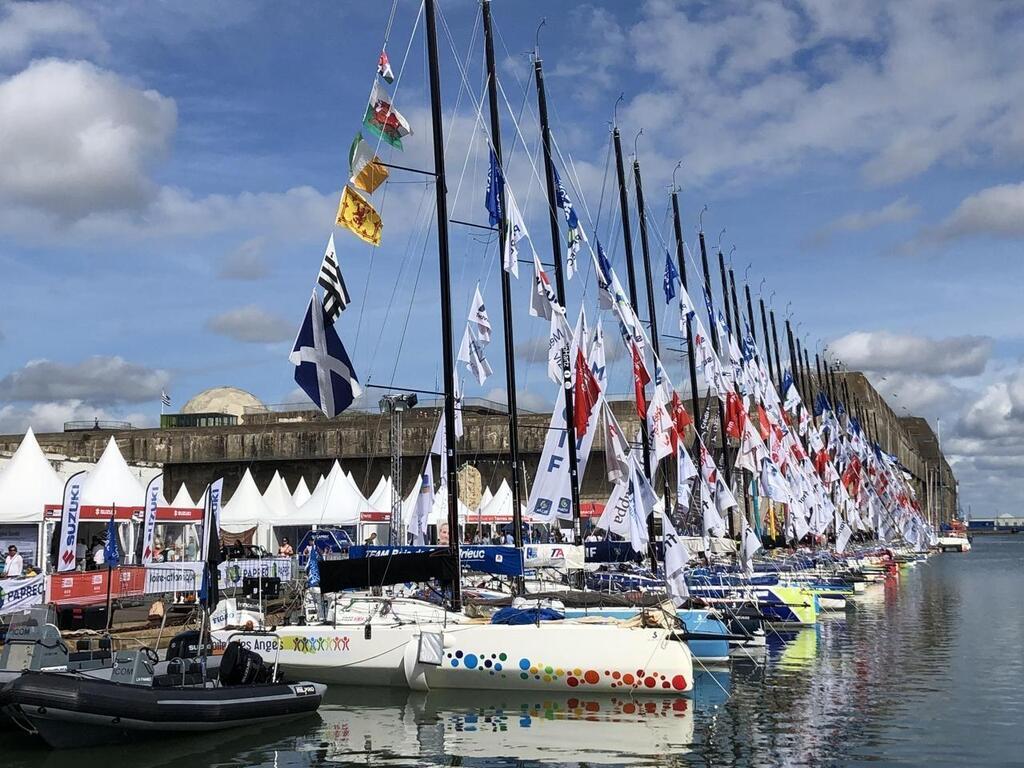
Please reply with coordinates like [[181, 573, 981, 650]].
[[0, 429, 523, 536]]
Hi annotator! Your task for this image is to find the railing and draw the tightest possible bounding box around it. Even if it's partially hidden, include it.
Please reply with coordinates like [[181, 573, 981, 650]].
[[63, 420, 134, 432]]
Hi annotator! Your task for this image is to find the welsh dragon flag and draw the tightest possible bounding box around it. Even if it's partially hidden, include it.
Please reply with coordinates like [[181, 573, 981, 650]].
[[364, 81, 412, 150]]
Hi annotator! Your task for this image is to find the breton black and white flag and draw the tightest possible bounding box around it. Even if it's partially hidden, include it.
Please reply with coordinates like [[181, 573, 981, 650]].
[[318, 234, 351, 322]]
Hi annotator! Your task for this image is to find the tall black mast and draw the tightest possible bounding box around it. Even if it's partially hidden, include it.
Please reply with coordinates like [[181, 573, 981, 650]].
[[424, 0, 461, 610], [770, 310, 784, 393], [534, 52, 582, 545], [717, 248, 733, 341], [481, 0, 523, 550], [744, 283, 758, 349], [612, 127, 652, 480], [759, 297, 775, 384], [671, 189, 700, 421]]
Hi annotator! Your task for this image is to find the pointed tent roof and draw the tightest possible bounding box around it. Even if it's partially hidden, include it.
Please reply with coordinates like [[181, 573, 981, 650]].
[[0, 428, 63, 523], [479, 487, 494, 509], [367, 476, 392, 511], [219, 468, 274, 533], [79, 437, 144, 508], [477, 479, 513, 520], [263, 471, 300, 521], [170, 483, 197, 509], [289, 462, 367, 526], [291, 477, 312, 507]]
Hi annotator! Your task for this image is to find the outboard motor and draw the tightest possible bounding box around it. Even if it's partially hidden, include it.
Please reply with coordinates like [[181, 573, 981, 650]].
[[219, 641, 273, 686], [165, 630, 215, 661]]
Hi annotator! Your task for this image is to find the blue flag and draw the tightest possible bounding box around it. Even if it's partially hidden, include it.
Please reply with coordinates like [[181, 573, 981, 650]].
[[703, 287, 715, 327], [836, 399, 846, 417], [307, 546, 321, 588], [814, 391, 831, 417], [484, 148, 503, 227], [104, 515, 121, 568], [782, 369, 794, 395], [663, 251, 678, 304], [290, 291, 362, 418], [552, 167, 579, 229]]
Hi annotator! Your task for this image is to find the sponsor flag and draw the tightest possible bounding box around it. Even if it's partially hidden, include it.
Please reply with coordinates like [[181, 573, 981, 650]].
[[598, 456, 655, 554], [469, 283, 492, 345], [290, 291, 363, 417], [57, 471, 87, 573], [676, 441, 698, 511], [363, 80, 411, 149], [547, 312, 572, 385], [631, 341, 650, 419], [760, 458, 792, 503], [408, 461, 433, 546], [503, 189, 528, 278], [348, 133, 389, 194], [662, 507, 691, 603], [104, 513, 121, 569], [663, 251, 679, 304], [140, 474, 163, 565], [377, 49, 394, 83], [741, 523, 762, 576], [836, 520, 853, 553], [530, 253, 560, 319], [552, 166, 586, 279], [574, 346, 601, 437], [457, 324, 493, 386], [603, 403, 631, 485], [485, 148, 504, 227], [647, 382, 675, 474], [725, 391, 746, 440], [318, 233, 352, 321], [336, 186, 383, 246]]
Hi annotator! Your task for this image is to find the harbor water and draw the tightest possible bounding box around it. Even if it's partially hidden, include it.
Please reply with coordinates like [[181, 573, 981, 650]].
[[3, 538, 1021, 767]]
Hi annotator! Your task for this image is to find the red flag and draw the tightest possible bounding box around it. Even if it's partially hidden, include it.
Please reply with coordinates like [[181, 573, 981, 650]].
[[631, 342, 650, 419], [669, 391, 692, 451], [725, 392, 746, 440], [756, 404, 771, 440], [814, 448, 829, 478], [574, 346, 601, 436]]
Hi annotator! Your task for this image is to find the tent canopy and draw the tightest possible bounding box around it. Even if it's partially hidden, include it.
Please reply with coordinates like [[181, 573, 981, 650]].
[[219, 468, 274, 534], [0, 428, 62, 523], [79, 437, 144, 509]]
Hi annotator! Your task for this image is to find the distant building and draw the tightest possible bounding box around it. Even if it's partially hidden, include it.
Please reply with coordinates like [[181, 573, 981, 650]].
[[160, 386, 263, 428]]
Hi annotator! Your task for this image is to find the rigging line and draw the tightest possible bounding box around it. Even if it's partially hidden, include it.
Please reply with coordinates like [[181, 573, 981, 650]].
[[381, 0, 399, 47]]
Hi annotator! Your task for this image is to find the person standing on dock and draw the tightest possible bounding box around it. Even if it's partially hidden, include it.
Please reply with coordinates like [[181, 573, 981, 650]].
[[4, 545, 24, 577]]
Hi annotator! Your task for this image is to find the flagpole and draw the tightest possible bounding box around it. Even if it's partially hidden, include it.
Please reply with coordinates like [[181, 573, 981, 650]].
[[612, 127, 653, 484], [481, 0, 524, 563], [697, 225, 734, 536], [631, 145, 669, 557], [770, 309, 784, 394], [728, 267, 754, 530], [105, 503, 115, 631], [670, 188, 700, 424], [759, 297, 776, 384], [534, 48, 583, 546], [425, 0, 462, 611]]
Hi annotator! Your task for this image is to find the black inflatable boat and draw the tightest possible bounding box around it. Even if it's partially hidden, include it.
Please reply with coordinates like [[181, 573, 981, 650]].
[[0, 641, 325, 748]]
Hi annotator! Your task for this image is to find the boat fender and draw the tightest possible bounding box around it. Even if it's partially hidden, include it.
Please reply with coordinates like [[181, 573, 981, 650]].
[[402, 637, 429, 692]]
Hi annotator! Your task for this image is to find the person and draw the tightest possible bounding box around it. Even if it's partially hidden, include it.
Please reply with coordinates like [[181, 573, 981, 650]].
[[503, 531, 514, 545], [364, 532, 377, 546], [92, 539, 105, 568], [278, 537, 294, 557], [229, 539, 245, 559], [4, 545, 24, 577], [75, 538, 87, 568]]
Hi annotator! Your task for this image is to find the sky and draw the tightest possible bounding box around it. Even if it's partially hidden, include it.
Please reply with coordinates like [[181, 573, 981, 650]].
[[0, 0, 1022, 517]]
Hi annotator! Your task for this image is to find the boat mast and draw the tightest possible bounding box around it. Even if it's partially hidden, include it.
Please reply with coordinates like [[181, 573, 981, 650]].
[[481, 0, 524, 554], [612, 127, 653, 481], [728, 266, 754, 529], [670, 187, 700, 423], [424, 0, 462, 610], [770, 309, 784, 393], [759, 296, 776, 384], [533, 49, 582, 545]]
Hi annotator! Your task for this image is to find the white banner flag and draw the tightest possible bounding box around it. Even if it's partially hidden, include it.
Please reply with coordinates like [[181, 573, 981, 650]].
[[140, 474, 163, 565], [200, 478, 224, 562], [57, 471, 87, 573]]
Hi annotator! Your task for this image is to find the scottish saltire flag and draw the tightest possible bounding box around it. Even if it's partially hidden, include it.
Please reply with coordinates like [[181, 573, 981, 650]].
[[290, 291, 362, 417], [485, 148, 504, 227], [663, 251, 678, 304], [104, 514, 121, 569]]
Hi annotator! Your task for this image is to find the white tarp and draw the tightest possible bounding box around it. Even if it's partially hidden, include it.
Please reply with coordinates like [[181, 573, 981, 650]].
[[144, 562, 204, 594], [218, 557, 294, 588], [0, 575, 46, 615], [524, 543, 585, 569], [0, 428, 62, 523]]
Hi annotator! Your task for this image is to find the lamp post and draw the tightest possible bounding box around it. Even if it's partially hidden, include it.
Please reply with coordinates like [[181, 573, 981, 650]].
[[378, 393, 418, 545]]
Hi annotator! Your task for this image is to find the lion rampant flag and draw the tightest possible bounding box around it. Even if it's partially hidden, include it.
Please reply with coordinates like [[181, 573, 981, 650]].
[[336, 185, 383, 246]]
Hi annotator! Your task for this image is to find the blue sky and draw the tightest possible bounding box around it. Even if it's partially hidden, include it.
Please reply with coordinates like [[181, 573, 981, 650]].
[[1, 0, 1023, 515]]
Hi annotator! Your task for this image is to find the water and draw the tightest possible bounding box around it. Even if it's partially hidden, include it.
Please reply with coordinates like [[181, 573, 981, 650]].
[[3, 538, 1022, 767]]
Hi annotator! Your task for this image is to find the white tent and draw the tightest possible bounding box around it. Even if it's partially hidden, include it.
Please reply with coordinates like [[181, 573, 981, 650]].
[[79, 437, 144, 508], [219, 469, 274, 538], [476, 479, 515, 521], [289, 462, 369, 527], [479, 487, 494, 509], [0, 428, 62, 523], [169, 483, 197, 509], [291, 477, 312, 507], [263, 471, 299, 520], [366, 476, 392, 510]]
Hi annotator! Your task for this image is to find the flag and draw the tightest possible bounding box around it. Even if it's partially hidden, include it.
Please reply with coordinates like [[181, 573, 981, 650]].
[[741, 523, 761, 576], [603, 404, 631, 485], [782, 370, 800, 413], [835, 520, 853, 553], [363, 80, 411, 149], [670, 391, 693, 449], [756, 404, 771, 441], [160, 390, 171, 407], [760, 458, 792, 503], [662, 508, 691, 604], [318, 233, 351, 321], [552, 166, 586, 280], [307, 547, 321, 588], [290, 291, 363, 417], [530, 253, 559, 319], [599, 457, 655, 554], [457, 324, 493, 386], [504, 190, 527, 277], [630, 341, 650, 419], [57, 471, 87, 573], [663, 251, 679, 304], [699, 478, 727, 538], [725, 391, 746, 440], [647, 383, 675, 474], [140, 474, 163, 565], [676, 441, 698, 511], [104, 513, 121, 569], [377, 49, 394, 83], [484, 148, 504, 227], [336, 185, 383, 246], [547, 312, 571, 385], [593, 239, 616, 309], [348, 133, 390, 194], [574, 346, 601, 436], [469, 283, 492, 345], [814, 391, 831, 417], [408, 461, 433, 546], [736, 417, 770, 473]]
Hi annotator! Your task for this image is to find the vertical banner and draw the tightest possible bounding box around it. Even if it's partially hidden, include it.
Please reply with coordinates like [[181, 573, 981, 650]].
[[140, 473, 163, 565], [57, 471, 87, 573], [200, 478, 224, 562]]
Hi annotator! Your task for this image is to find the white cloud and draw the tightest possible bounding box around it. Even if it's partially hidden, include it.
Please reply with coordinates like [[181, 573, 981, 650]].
[[811, 197, 920, 245], [219, 237, 270, 280], [830, 330, 991, 376], [0, 58, 176, 219], [931, 183, 1024, 242], [0, 1, 106, 63], [0, 356, 169, 404], [205, 306, 293, 344], [0, 400, 151, 434]]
